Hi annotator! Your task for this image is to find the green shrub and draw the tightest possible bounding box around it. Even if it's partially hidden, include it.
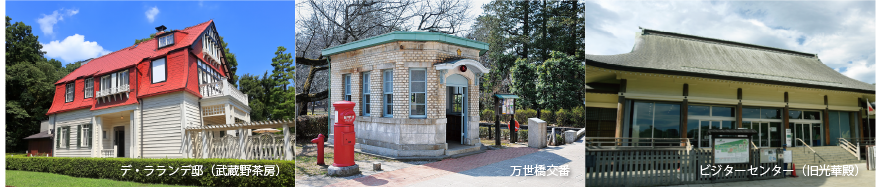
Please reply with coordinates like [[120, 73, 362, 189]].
[[518, 129, 528, 142], [481, 109, 495, 122], [6, 157, 294, 187], [295, 115, 329, 141], [556, 109, 572, 127], [514, 109, 537, 123], [571, 106, 585, 128], [542, 110, 555, 125]]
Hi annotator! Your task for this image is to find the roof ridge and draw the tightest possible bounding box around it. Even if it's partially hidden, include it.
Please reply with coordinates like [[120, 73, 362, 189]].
[[639, 27, 817, 58], [184, 20, 213, 31]]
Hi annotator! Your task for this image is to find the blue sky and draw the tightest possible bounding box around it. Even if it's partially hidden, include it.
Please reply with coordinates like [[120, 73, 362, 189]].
[[586, 1, 875, 84], [6, 1, 295, 84]]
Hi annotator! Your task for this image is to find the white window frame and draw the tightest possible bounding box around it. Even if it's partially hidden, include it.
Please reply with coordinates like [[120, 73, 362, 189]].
[[65, 83, 74, 102], [409, 69, 427, 118], [383, 70, 393, 118], [152, 58, 167, 83], [158, 33, 174, 48], [84, 78, 93, 98], [362, 72, 371, 116]]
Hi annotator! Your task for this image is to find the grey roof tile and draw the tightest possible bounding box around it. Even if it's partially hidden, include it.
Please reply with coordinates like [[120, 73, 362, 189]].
[[586, 28, 874, 92]]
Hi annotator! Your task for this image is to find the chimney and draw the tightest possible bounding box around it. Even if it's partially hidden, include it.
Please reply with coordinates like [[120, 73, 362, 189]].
[[155, 25, 167, 35]]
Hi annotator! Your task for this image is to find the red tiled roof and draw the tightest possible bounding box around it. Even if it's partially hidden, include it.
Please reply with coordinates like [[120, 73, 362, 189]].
[[48, 20, 220, 115], [56, 20, 215, 84]]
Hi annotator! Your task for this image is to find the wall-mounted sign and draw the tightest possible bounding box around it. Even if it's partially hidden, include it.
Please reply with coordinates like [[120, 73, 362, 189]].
[[460, 65, 467, 72], [760, 149, 777, 163], [785, 129, 793, 146], [715, 138, 749, 163]]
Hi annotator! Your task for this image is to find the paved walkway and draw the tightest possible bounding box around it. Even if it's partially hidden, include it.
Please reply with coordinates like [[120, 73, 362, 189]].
[[298, 139, 584, 187], [666, 163, 875, 187]]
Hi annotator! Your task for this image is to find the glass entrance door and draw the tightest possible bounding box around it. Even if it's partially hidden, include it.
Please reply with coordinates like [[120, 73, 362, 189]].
[[792, 123, 822, 146], [743, 122, 781, 147]]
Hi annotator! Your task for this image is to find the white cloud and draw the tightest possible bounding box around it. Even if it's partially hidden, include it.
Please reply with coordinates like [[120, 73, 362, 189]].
[[41, 34, 111, 63], [586, 1, 876, 83], [840, 60, 876, 84], [145, 6, 160, 23], [36, 8, 79, 36]]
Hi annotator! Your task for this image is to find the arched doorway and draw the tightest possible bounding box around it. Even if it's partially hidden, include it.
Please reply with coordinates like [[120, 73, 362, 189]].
[[446, 74, 468, 145]]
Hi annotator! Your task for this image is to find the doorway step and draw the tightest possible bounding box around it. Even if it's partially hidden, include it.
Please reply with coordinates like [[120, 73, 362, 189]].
[[446, 144, 485, 158]]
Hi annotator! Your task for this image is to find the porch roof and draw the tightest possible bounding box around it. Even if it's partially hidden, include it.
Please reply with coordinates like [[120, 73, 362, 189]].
[[185, 119, 293, 131], [322, 31, 489, 56]]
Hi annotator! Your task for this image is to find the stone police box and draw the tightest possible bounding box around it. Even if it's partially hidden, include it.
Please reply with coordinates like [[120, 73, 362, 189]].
[[323, 32, 490, 158]]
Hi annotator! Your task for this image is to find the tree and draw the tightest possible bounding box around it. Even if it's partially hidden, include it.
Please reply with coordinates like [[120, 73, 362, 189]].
[[239, 74, 269, 121], [5, 16, 76, 152], [269, 46, 295, 120], [536, 51, 584, 111], [219, 36, 240, 87], [133, 33, 156, 45], [510, 58, 539, 116]]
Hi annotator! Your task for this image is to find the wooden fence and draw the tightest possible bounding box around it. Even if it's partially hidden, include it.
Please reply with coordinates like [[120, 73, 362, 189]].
[[585, 148, 785, 187], [188, 131, 287, 160]]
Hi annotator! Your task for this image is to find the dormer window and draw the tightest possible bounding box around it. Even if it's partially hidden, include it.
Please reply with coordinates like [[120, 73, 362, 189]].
[[158, 33, 174, 48], [84, 78, 93, 99], [65, 83, 75, 102]]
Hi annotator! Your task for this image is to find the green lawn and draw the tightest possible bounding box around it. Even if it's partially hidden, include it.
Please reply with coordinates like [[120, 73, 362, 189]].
[[5, 170, 189, 187]]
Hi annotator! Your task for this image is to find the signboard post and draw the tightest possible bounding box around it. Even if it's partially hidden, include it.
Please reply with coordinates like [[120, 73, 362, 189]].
[[715, 138, 750, 163], [494, 94, 519, 147], [710, 128, 756, 183]]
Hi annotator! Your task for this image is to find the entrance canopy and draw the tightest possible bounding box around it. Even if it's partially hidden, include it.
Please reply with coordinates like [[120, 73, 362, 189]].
[[185, 119, 293, 131], [435, 58, 490, 74]]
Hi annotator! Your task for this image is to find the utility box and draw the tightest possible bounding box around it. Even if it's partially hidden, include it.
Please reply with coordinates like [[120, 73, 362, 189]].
[[528, 118, 547, 148]]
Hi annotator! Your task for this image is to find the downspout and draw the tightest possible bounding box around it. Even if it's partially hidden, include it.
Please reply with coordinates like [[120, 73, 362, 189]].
[[327, 57, 333, 139]]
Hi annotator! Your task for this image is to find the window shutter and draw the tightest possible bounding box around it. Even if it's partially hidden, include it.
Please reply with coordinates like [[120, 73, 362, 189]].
[[56, 127, 61, 148], [65, 126, 70, 149], [77, 125, 81, 149]]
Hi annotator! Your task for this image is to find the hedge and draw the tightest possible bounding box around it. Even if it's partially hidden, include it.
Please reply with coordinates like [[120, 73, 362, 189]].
[[6, 156, 294, 187], [482, 107, 583, 128], [296, 114, 329, 141]]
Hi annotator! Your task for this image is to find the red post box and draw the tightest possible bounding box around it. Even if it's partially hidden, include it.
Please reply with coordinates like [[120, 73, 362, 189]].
[[332, 101, 357, 167], [310, 134, 326, 165]]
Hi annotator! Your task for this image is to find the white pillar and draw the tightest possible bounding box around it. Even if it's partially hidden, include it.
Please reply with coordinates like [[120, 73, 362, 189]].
[[93, 116, 101, 157], [283, 124, 292, 160], [130, 111, 137, 158], [238, 128, 246, 160], [200, 130, 209, 159]]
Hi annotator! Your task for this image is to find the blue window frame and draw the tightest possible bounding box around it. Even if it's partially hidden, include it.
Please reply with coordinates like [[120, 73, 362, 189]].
[[409, 69, 427, 118], [383, 70, 393, 117], [362, 72, 371, 116]]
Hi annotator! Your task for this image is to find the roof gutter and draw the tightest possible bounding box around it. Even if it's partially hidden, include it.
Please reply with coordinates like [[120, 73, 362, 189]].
[[586, 59, 876, 94]]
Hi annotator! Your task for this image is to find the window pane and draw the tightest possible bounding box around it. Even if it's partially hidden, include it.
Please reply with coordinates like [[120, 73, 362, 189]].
[[632, 101, 654, 139], [804, 111, 820, 120], [411, 70, 426, 81], [152, 58, 166, 83], [712, 106, 735, 117], [688, 105, 710, 116], [789, 110, 802, 119], [411, 81, 425, 93], [762, 108, 781, 119], [384, 71, 393, 93], [742, 108, 760, 118], [654, 103, 681, 138], [412, 105, 426, 116], [415, 93, 426, 104]]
